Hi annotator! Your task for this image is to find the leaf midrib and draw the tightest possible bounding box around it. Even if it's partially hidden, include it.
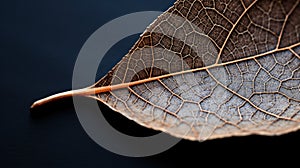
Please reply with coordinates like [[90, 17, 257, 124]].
[[91, 42, 300, 94]]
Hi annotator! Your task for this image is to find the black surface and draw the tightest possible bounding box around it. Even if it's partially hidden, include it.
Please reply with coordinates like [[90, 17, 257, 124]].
[[2, 0, 300, 167]]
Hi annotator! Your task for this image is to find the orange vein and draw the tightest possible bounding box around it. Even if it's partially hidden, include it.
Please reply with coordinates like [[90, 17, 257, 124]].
[[276, 0, 299, 49], [215, 0, 257, 64], [31, 42, 300, 109]]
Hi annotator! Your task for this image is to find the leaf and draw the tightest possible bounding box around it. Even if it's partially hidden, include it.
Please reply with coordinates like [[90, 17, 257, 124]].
[[32, 0, 300, 141]]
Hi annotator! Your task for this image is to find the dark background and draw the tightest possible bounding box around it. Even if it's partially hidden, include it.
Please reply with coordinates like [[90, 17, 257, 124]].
[[2, 0, 300, 167]]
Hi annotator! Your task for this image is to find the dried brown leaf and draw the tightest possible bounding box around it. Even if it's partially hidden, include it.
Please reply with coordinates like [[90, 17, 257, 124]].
[[32, 0, 300, 141]]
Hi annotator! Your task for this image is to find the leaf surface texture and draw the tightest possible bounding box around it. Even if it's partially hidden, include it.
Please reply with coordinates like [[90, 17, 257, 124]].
[[92, 0, 300, 141]]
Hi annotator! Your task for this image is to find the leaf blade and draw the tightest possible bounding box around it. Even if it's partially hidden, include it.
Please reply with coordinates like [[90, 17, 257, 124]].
[[32, 0, 300, 141], [90, 0, 300, 141]]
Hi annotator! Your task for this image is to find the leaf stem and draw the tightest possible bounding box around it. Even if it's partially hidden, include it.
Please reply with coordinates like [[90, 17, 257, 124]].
[[30, 87, 107, 109], [31, 90, 76, 109]]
